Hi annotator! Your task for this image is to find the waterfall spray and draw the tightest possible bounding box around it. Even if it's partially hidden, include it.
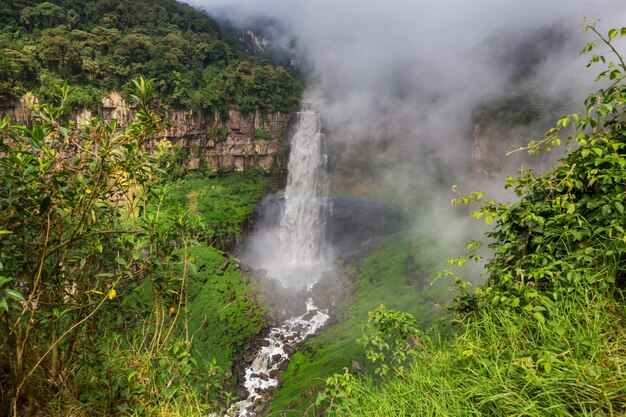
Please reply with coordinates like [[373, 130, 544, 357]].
[[278, 106, 330, 286], [241, 104, 332, 288]]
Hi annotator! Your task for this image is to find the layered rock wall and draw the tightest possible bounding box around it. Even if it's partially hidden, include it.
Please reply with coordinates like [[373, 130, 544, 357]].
[[1, 93, 291, 173]]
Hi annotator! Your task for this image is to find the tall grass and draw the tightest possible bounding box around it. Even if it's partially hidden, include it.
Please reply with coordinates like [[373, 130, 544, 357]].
[[331, 289, 626, 416]]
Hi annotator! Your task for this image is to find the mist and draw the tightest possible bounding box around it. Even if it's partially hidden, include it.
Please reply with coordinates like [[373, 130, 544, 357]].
[[186, 0, 626, 280]]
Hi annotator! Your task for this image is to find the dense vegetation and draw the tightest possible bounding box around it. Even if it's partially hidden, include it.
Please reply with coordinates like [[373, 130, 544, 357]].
[[315, 23, 626, 417], [0, 80, 279, 416], [0, 0, 301, 114]]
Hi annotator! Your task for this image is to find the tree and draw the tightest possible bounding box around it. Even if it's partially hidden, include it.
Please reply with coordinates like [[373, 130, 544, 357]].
[[0, 79, 175, 416], [20, 2, 77, 30]]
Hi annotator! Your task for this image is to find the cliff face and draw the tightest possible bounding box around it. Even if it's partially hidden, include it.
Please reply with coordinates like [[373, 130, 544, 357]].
[[471, 122, 539, 179], [472, 123, 510, 178], [1, 93, 291, 173]]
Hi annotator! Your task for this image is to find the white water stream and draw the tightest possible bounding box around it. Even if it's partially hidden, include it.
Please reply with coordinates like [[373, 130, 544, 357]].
[[231, 107, 331, 416]]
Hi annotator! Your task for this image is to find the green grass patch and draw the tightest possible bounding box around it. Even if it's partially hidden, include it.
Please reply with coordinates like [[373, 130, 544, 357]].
[[329, 289, 626, 416], [158, 171, 279, 248], [185, 244, 268, 372], [268, 231, 455, 415], [160, 172, 279, 370]]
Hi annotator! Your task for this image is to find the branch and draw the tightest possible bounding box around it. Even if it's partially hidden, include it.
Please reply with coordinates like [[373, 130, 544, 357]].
[[586, 24, 626, 71], [45, 229, 141, 259]]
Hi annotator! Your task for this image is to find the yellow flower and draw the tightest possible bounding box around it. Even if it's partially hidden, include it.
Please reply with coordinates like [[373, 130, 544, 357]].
[[85, 189, 92, 194]]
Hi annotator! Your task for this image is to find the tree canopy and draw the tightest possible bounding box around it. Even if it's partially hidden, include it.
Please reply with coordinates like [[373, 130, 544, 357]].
[[0, 0, 301, 114]]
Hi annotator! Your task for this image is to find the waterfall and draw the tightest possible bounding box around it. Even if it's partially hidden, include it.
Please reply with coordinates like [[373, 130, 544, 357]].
[[232, 105, 332, 416], [277, 107, 330, 287], [240, 103, 332, 286]]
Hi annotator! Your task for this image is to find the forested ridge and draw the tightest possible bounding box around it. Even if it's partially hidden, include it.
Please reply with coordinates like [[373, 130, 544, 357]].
[[0, 0, 301, 114]]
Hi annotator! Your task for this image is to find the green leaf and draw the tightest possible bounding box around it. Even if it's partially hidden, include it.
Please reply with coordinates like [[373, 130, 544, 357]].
[[533, 312, 546, 325], [5, 289, 25, 301], [609, 28, 618, 40], [543, 362, 553, 373]]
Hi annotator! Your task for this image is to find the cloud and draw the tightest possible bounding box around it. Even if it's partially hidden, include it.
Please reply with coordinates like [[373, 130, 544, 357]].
[[186, 0, 626, 264]]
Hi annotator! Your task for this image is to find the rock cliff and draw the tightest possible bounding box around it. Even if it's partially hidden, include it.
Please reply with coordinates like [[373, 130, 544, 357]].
[[471, 122, 542, 179], [0, 93, 292, 173]]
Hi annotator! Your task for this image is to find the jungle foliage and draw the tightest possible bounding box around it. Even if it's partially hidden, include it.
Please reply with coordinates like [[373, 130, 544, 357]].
[[0, 80, 272, 416], [0, 0, 301, 114]]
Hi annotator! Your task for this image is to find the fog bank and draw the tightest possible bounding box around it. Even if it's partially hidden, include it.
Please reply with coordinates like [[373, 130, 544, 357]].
[[187, 0, 626, 274]]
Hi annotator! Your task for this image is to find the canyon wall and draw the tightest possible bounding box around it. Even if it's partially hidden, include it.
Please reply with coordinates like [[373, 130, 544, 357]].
[[0, 93, 292, 173]]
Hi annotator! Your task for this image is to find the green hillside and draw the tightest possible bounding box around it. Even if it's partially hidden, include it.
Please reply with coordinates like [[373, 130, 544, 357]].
[[0, 0, 300, 113]]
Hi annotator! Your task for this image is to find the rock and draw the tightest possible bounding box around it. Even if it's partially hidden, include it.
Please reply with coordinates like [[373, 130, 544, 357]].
[[236, 386, 249, 399], [351, 359, 363, 371], [282, 344, 293, 354], [1, 97, 290, 175], [251, 354, 269, 372], [244, 353, 256, 363], [269, 369, 281, 378], [277, 376, 285, 388], [272, 353, 283, 362], [278, 360, 289, 371], [259, 339, 271, 347], [259, 373, 269, 381], [302, 309, 318, 321]]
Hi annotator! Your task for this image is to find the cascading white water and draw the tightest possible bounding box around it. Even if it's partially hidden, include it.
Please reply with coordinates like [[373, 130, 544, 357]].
[[278, 108, 329, 286], [241, 106, 331, 287], [230, 105, 332, 416]]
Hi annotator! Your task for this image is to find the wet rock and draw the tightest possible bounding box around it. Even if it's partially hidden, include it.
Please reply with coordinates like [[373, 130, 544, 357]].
[[259, 373, 269, 381], [278, 360, 289, 371], [272, 353, 283, 361], [352, 360, 363, 371], [282, 344, 293, 354], [251, 354, 269, 372], [236, 386, 249, 399], [277, 376, 285, 388], [244, 353, 256, 363], [302, 309, 318, 321], [269, 369, 281, 378], [259, 339, 271, 347]]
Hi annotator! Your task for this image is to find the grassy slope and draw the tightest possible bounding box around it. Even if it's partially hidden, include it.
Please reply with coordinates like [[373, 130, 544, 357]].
[[330, 290, 626, 416], [152, 171, 279, 372], [160, 171, 278, 248], [269, 231, 455, 415]]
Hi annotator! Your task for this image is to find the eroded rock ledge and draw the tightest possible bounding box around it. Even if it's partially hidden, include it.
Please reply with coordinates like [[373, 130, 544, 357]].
[[1, 93, 292, 173]]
